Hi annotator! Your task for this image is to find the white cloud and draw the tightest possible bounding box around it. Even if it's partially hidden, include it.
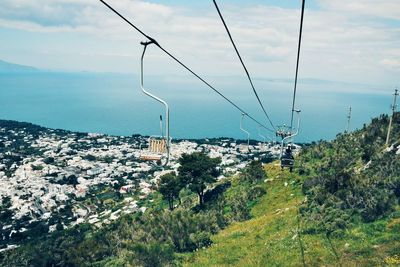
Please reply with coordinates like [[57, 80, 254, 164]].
[[317, 0, 400, 20], [0, 0, 399, 87], [0, 0, 95, 27]]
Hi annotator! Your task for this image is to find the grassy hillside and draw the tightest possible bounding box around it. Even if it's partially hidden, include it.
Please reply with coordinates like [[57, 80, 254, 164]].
[[183, 164, 400, 266], [183, 113, 400, 266]]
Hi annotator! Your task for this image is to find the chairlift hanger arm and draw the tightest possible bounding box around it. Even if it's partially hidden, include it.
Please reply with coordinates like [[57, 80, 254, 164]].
[[140, 42, 170, 166], [285, 110, 301, 141], [140, 43, 169, 110], [281, 110, 301, 156]]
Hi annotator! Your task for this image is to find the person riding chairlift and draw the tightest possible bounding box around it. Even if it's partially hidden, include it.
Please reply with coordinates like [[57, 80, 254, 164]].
[[284, 145, 294, 159], [281, 145, 295, 172]]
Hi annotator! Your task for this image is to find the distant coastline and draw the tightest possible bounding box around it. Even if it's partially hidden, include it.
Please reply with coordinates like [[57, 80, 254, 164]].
[[0, 59, 392, 143], [0, 119, 290, 145], [0, 59, 38, 73]]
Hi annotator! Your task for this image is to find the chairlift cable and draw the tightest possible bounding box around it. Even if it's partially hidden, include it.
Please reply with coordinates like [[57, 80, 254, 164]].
[[212, 0, 276, 131], [290, 0, 306, 131], [280, 0, 305, 171], [99, 0, 274, 133]]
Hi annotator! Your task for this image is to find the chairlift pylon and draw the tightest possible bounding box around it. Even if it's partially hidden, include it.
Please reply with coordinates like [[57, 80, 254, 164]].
[[138, 41, 171, 167]]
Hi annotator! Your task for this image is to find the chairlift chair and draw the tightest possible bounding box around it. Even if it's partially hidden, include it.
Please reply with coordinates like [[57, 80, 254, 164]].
[[140, 117, 171, 164], [279, 110, 301, 172], [276, 124, 292, 139], [138, 41, 171, 167], [281, 145, 295, 172]]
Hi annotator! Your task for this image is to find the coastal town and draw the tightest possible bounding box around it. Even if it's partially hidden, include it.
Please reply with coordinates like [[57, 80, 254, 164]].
[[0, 119, 297, 250]]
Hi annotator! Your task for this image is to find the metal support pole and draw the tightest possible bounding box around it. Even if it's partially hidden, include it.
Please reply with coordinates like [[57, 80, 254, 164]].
[[346, 107, 352, 133], [159, 115, 164, 138], [386, 89, 399, 146]]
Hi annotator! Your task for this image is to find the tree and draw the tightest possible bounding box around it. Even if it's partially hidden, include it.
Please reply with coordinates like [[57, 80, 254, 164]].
[[178, 152, 221, 206], [31, 164, 44, 171], [158, 173, 182, 210], [66, 175, 78, 188], [56, 222, 64, 231], [43, 157, 55, 165], [84, 154, 96, 161]]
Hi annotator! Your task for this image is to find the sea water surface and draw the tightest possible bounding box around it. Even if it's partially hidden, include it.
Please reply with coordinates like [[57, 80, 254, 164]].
[[0, 72, 392, 143]]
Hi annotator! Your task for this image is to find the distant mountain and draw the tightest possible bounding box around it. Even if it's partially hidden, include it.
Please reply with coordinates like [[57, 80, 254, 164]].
[[0, 59, 38, 73]]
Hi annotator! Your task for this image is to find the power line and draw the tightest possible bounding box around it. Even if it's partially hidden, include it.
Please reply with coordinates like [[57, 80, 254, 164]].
[[290, 0, 306, 131], [212, 0, 276, 131], [99, 0, 275, 133]]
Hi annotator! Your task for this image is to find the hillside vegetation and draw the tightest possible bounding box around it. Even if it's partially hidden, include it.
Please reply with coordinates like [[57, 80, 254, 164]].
[[0, 113, 399, 266], [184, 113, 400, 266], [183, 165, 399, 266]]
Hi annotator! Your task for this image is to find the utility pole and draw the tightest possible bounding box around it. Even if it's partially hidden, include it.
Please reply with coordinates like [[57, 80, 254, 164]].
[[346, 107, 352, 133], [385, 88, 399, 146]]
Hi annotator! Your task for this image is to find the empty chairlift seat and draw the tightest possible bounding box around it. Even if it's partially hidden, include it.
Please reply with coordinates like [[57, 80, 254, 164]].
[[140, 137, 167, 161]]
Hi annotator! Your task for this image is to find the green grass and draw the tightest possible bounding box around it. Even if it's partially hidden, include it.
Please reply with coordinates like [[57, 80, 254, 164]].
[[181, 163, 400, 266]]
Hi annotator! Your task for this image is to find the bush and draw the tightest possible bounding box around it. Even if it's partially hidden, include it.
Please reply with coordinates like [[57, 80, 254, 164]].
[[302, 177, 320, 194], [300, 113, 400, 233], [31, 164, 44, 171], [43, 157, 55, 164], [190, 231, 212, 249], [241, 160, 266, 183], [84, 154, 97, 161], [248, 185, 267, 200], [203, 181, 231, 204], [130, 242, 175, 267], [229, 191, 251, 222]]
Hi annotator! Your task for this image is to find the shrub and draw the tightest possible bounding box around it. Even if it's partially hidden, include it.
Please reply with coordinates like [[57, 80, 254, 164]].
[[241, 160, 266, 183], [229, 191, 251, 222], [130, 242, 175, 267], [248, 185, 267, 200]]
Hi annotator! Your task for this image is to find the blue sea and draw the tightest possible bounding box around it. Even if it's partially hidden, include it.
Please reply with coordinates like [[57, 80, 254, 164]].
[[0, 71, 393, 143]]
